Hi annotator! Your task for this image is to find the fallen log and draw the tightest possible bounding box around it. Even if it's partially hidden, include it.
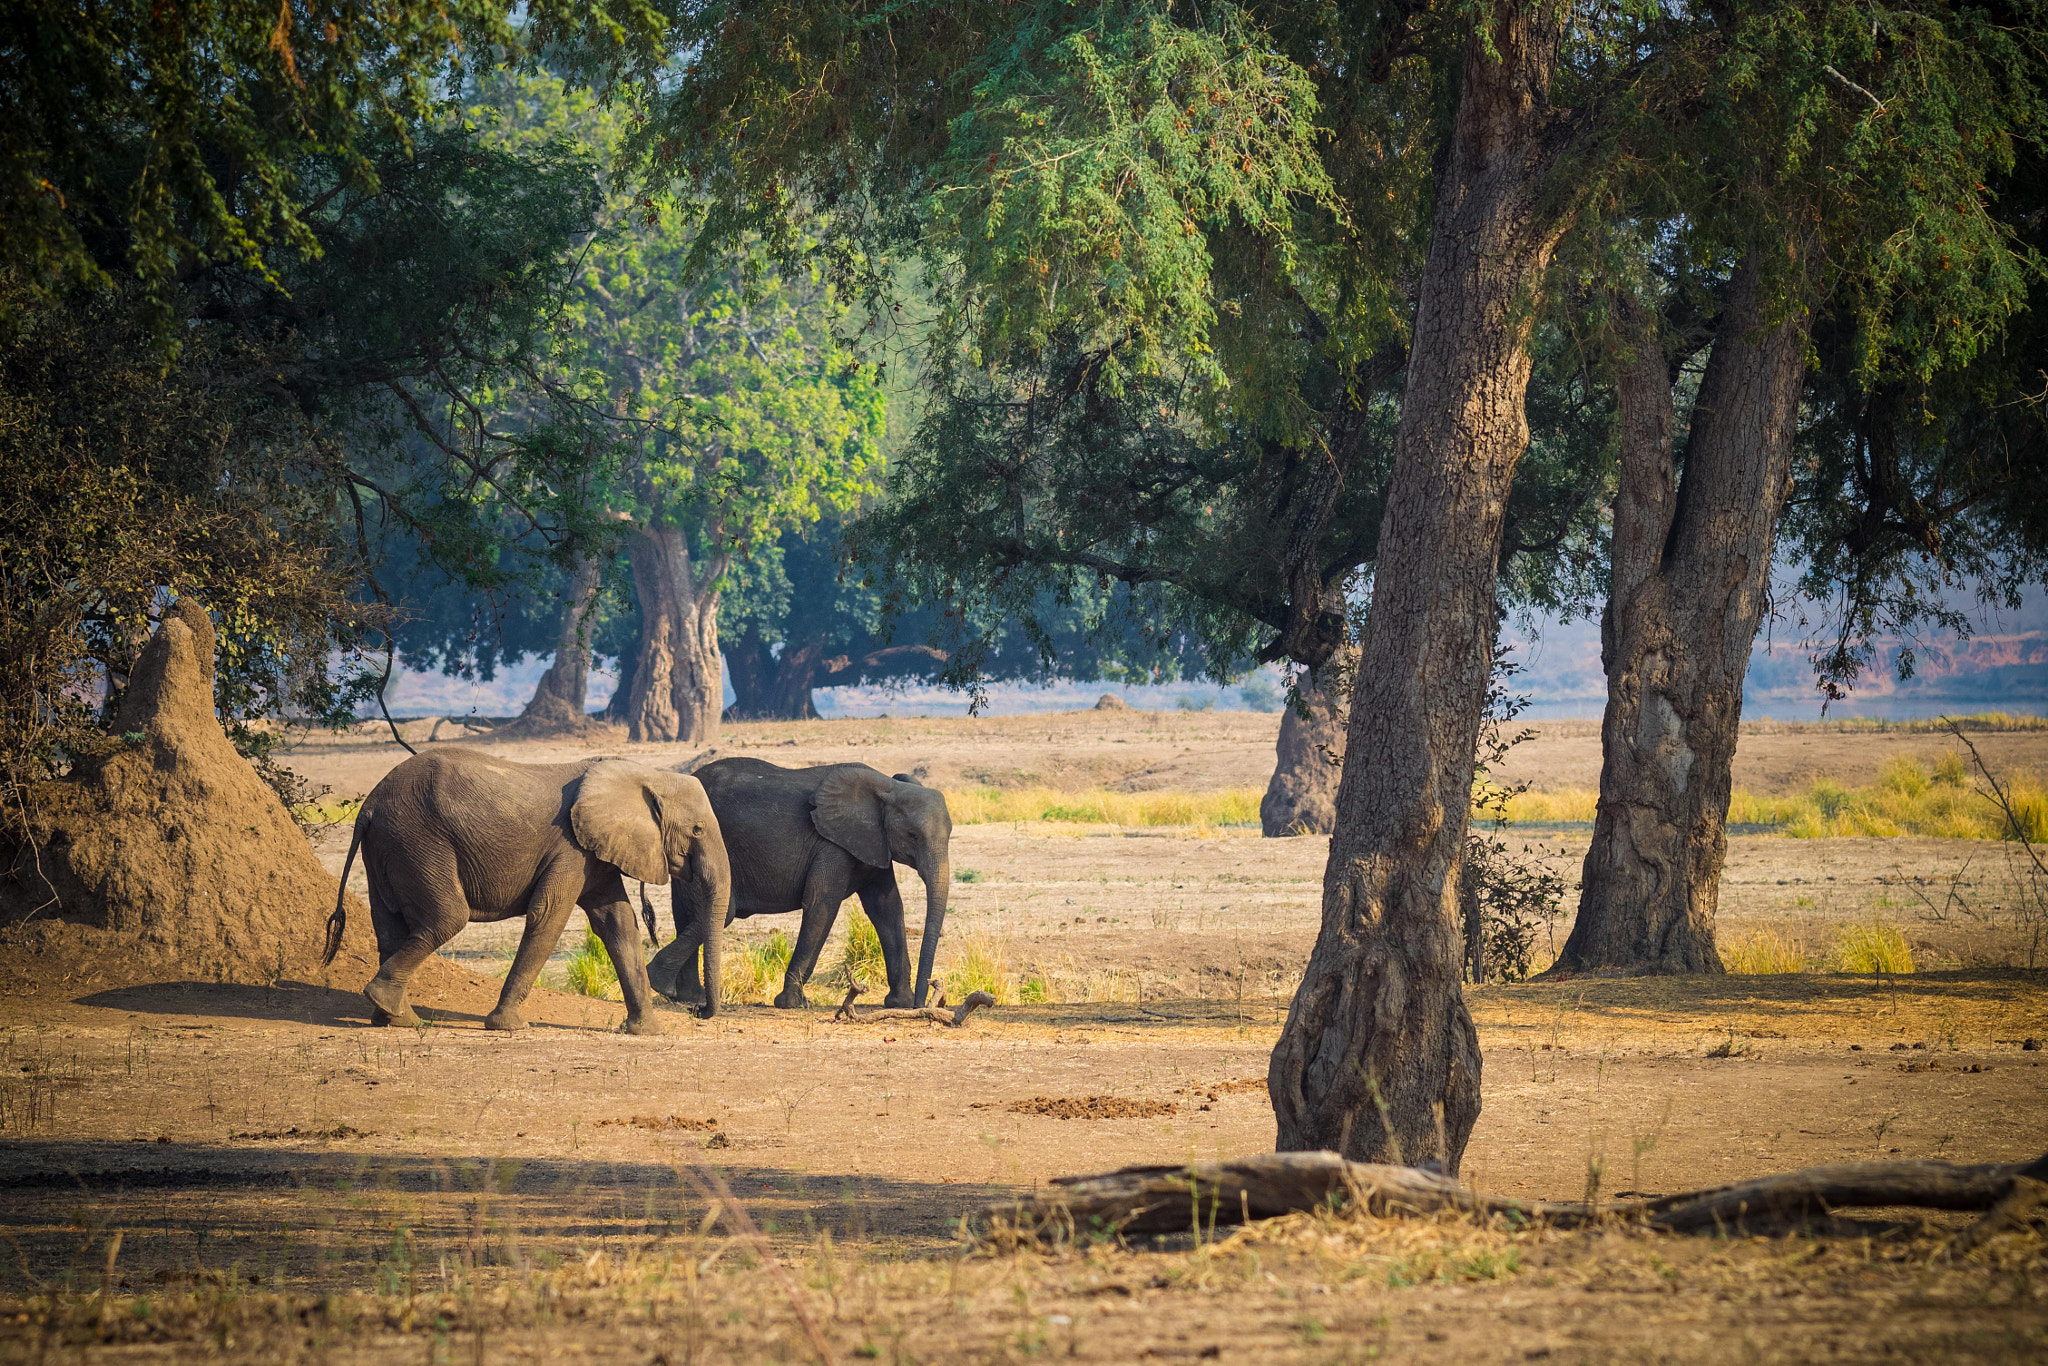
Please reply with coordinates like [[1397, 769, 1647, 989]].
[[977, 1149, 2048, 1239], [829, 985, 996, 1028]]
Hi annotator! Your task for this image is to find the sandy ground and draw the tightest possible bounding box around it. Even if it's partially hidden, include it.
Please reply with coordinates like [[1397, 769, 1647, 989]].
[[284, 709, 2048, 801], [1, 713, 2043, 1360]]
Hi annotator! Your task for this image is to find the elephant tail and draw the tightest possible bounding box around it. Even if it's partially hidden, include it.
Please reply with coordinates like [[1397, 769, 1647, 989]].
[[322, 802, 371, 967]]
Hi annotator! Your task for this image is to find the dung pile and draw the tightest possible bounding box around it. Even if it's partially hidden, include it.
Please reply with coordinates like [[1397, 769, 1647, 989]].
[[0, 600, 479, 1004]]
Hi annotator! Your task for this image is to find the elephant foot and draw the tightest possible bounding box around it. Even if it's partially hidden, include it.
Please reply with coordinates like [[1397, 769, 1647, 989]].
[[882, 991, 916, 1009], [484, 1006, 526, 1032], [620, 1013, 667, 1037], [364, 979, 418, 1028], [772, 985, 810, 1009]]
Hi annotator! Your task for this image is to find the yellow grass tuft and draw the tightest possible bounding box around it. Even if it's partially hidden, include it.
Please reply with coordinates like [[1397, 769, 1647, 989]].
[[1720, 928, 1812, 974], [831, 909, 888, 989], [1834, 921, 1916, 974], [721, 930, 794, 1005], [942, 929, 1018, 1005], [563, 928, 622, 1001]]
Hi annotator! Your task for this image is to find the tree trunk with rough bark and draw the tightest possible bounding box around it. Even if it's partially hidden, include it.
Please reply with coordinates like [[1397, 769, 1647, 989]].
[[623, 524, 725, 745], [1553, 256, 1811, 975], [1259, 653, 1353, 837], [506, 555, 603, 735], [1268, 5, 1574, 1174], [726, 629, 825, 720]]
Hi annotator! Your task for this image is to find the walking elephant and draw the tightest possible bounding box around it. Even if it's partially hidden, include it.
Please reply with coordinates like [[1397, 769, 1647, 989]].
[[646, 759, 951, 1010], [322, 749, 730, 1032]]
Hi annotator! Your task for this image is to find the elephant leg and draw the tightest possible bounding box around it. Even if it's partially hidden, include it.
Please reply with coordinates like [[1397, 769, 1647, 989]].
[[585, 889, 665, 1036], [363, 856, 463, 1028], [648, 886, 707, 1006], [488, 860, 582, 1032], [858, 877, 914, 1008], [776, 867, 849, 1009]]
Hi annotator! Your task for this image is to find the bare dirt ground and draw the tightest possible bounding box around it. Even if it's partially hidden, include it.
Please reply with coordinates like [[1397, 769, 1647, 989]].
[[1, 711, 2043, 1361]]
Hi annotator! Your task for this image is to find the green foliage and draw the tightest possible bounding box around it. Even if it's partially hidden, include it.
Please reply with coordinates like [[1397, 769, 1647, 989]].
[[468, 70, 886, 586], [0, 281, 378, 796], [0, 0, 662, 329]]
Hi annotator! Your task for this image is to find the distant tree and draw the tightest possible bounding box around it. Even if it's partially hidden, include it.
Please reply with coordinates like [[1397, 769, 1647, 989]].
[[455, 72, 886, 744]]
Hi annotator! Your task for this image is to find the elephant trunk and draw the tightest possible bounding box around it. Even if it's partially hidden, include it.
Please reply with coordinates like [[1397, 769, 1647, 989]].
[[691, 831, 731, 1019], [912, 853, 949, 1008]]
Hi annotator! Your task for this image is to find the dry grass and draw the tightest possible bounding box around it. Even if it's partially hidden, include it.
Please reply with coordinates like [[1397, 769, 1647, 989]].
[[947, 786, 1262, 827], [832, 908, 888, 989], [721, 930, 794, 1004], [1718, 920, 1915, 974], [10, 1202, 2042, 1366], [1720, 927, 1814, 974], [1503, 756, 2048, 840], [1834, 920, 1917, 974], [942, 928, 1020, 1004]]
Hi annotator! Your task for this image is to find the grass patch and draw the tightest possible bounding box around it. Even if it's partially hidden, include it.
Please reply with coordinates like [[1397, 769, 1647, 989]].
[[563, 929, 621, 1001], [947, 786, 1262, 826], [943, 929, 1018, 1004], [1720, 928, 1812, 974], [831, 909, 888, 990], [721, 930, 794, 1005], [1834, 921, 1916, 974], [1719, 921, 1916, 974], [1501, 758, 2046, 840]]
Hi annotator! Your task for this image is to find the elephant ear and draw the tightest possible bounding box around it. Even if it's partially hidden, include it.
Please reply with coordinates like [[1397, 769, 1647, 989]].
[[811, 766, 892, 869], [571, 761, 670, 885]]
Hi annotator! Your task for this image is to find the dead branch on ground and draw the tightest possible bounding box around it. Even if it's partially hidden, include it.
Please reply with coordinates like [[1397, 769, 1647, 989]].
[[830, 984, 995, 1027], [976, 1149, 2048, 1240]]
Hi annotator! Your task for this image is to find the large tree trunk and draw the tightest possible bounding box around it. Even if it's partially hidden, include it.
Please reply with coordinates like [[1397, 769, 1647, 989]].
[[1259, 653, 1352, 837], [623, 525, 725, 745], [1268, 5, 1573, 1174], [1552, 255, 1810, 974], [506, 555, 603, 735], [725, 629, 825, 721]]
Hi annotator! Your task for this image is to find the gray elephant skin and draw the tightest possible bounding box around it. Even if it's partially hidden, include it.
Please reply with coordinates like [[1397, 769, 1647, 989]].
[[321, 749, 731, 1032], [647, 759, 951, 1010]]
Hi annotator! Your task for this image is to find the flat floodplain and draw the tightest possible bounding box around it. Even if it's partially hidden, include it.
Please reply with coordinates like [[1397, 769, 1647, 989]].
[[1, 712, 2042, 1362]]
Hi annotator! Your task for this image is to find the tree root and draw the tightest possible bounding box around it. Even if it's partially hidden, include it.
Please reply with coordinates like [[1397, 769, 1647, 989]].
[[975, 1149, 2048, 1240], [829, 985, 996, 1027]]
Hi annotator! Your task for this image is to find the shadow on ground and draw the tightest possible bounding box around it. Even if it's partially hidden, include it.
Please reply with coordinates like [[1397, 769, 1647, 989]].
[[0, 1140, 993, 1295]]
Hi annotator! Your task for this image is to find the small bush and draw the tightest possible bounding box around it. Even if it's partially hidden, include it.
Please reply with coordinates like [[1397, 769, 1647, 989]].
[[564, 929, 622, 1000], [1834, 921, 1915, 974], [1018, 971, 1054, 1004], [1720, 928, 1811, 974], [1174, 693, 1215, 712], [953, 868, 984, 883], [1933, 751, 1969, 787]]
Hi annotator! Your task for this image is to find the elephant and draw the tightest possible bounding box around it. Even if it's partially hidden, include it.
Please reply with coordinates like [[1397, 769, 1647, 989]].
[[646, 759, 951, 1010], [321, 748, 730, 1033]]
